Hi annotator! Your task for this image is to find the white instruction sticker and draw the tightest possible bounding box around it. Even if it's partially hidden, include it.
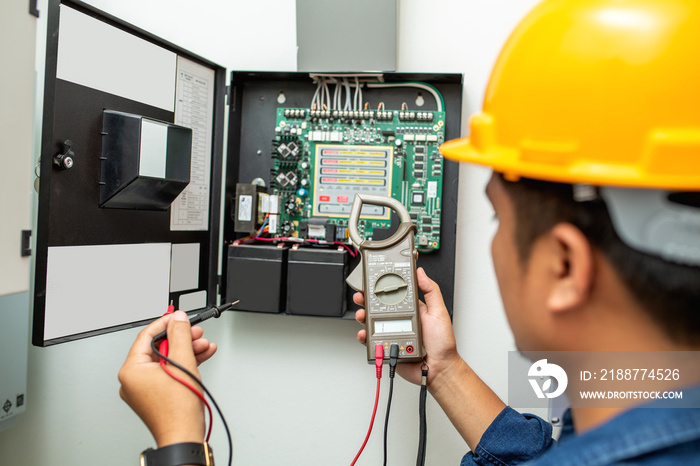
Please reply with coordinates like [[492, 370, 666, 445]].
[[170, 56, 215, 231], [238, 195, 253, 222]]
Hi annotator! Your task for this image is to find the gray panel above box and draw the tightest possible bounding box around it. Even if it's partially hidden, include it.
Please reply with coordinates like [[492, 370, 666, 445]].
[[296, 0, 397, 72]]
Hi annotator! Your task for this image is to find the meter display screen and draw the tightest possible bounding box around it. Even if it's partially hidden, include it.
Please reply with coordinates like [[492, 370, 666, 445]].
[[374, 319, 413, 334]]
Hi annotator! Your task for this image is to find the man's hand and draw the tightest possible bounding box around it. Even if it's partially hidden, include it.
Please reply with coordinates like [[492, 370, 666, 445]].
[[354, 267, 463, 388], [118, 310, 217, 447]]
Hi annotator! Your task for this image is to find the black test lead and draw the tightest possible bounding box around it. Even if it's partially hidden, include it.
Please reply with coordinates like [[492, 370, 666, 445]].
[[416, 363, 429, 466], [383, 343, 399, 466], [152, 300, 240, 345]]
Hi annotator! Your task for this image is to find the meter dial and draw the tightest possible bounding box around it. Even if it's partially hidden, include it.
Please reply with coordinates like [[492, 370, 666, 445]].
[[374, 273, 408, 305]]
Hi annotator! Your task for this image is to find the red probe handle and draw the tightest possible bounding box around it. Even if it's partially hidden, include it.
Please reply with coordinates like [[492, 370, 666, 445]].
[[375, 344, 384, 379], [159, 303, 175, 358]]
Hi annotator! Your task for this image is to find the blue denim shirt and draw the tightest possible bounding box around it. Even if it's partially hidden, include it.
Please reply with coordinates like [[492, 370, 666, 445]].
[[461, 385, 700, 465]]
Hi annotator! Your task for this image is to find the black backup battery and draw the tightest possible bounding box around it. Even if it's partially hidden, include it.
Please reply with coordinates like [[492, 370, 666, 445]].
[[286, 248, 348, 317], [226, 244, 287, 313]]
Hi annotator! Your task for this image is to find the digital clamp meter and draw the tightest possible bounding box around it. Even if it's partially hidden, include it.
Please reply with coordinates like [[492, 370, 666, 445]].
[[346, 194, 425, 363]]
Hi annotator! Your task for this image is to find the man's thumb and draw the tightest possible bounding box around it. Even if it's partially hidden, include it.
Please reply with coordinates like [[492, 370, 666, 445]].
[[166, 311, 198, 373]]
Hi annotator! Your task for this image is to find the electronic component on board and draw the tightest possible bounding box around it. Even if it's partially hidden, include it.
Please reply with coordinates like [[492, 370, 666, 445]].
[[271, 101, 446, 251]]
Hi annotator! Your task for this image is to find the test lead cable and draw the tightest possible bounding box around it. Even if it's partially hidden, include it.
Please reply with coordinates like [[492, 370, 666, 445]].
[[416, 364, 429, 466], [382, 344, 399, 466], [350, 344, 384, 466]]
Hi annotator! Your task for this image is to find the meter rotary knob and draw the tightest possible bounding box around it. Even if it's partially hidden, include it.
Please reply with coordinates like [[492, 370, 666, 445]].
[[373, 273, 409, 305]]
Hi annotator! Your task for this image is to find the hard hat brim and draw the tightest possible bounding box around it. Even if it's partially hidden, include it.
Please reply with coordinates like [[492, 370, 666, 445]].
[[440, 137, 700, 191]]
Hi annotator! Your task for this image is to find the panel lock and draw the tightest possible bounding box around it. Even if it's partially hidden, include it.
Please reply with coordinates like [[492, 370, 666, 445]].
[[54, 140, 74, 170]]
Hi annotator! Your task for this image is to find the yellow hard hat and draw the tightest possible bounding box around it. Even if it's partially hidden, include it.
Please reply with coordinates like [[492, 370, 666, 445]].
[[441, 0, 700, 191]]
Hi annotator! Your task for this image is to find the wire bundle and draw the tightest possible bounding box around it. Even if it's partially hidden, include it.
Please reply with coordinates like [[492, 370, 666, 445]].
[[310, 74, 444, 113], [312, 76, 366, 111], [234, 214, 358, 257], [352, 345, 427, 466]]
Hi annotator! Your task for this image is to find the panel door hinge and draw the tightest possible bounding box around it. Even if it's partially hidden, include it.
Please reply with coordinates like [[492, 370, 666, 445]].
[[29, 0, 39, 17], [21, 230, 32, 257]]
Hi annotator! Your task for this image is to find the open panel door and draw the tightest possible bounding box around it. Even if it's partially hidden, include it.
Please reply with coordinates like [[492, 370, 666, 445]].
[[33, 0, 226, 346]]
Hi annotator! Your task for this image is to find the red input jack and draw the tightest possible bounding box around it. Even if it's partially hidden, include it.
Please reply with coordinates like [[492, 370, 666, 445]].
[[406, 345, 415, 354]]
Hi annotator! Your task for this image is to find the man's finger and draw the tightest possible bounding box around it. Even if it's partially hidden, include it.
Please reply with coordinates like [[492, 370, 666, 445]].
[[195, 343, 218, 366], [192, 338, 211, 355], [417, 267, 447, 314], [353, 292, 365, 306], [355, 308, 366, 324], [356, 329, 367, 344], [191, 325, 204, 341]]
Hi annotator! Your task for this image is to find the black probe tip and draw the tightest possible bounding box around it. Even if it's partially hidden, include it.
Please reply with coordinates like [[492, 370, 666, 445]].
[[215, 300, 239, 315]]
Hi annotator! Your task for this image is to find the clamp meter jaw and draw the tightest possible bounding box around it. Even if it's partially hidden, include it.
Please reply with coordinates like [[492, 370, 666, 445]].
[[346, 194, 424, 363]]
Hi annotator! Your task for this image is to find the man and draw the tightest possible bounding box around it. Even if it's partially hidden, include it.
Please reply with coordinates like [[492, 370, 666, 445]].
[[119, 0, 700, 464]]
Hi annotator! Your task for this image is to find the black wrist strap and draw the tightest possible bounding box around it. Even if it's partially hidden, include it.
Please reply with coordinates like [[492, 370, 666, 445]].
[[140, 442, 214, 466]]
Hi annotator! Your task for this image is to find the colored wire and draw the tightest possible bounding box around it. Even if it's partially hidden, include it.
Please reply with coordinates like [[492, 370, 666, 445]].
[[350, 382, 381, 465], [252, 235, 357, 257], [366, 82, 445, 112], [255, 216, 269, 236], [151, 340, 233, 466], [236, 215, 270, 244], [350, 345, 383, 466]]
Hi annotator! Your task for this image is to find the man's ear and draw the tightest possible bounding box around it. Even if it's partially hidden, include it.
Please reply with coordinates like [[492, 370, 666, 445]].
[[546, 223, 594, 312]]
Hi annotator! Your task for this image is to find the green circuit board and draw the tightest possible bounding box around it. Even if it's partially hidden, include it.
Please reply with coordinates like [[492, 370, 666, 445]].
[[271, 108, 446, 250]]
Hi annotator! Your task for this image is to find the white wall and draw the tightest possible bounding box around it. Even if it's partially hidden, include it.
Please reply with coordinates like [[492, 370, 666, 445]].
[[0, 1, 542, 465]]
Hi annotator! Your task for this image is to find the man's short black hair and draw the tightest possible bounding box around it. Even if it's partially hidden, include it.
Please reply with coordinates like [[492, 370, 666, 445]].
[[498, 173, 700, 345]]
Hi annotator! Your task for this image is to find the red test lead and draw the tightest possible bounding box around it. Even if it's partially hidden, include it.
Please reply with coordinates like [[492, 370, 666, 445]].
[[158, 301, 175, 359], [350, 344, 384, 466]]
